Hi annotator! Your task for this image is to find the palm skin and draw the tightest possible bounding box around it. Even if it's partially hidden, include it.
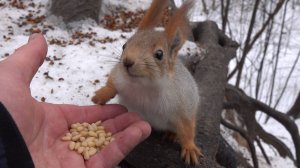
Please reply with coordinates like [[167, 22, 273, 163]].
[[0, 34, 151, 168]]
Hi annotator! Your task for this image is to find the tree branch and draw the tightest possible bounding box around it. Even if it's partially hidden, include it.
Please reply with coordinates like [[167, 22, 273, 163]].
[[226, 84, 300, 167], [221, 118, 258, 168]]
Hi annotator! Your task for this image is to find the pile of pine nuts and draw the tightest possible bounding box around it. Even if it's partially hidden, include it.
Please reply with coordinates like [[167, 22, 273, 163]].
[[61, 120, 114, 160]]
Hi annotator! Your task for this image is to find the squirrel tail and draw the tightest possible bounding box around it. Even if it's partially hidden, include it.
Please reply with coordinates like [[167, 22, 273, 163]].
[[138, 0, 169, 30]]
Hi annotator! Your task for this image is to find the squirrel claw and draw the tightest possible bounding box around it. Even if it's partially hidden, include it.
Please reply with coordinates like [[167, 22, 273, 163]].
[[91, 95, 106, 105], [181, 145, 203, 165]]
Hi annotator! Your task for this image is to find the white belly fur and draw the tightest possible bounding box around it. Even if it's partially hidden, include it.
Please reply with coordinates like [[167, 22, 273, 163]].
[[112, 60, 199, 132]]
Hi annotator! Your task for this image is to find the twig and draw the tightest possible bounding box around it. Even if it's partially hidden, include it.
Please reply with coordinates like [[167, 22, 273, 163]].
[[221, 118, 259, 168], [235, 0, 286, 87], [255, 137, 271, 165], [226, 84, 300, 167]]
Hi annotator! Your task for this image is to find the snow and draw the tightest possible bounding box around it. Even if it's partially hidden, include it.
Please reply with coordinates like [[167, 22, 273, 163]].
[[0, 0, 299, 167]]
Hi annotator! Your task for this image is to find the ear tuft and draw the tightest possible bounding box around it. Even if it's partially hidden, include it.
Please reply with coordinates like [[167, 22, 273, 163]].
[[138, 0, 169, 30], [165, 0, 194, 54], [170, 30, 181, 52]]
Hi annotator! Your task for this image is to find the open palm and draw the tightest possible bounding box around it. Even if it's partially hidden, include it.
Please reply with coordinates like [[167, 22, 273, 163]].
[[0, 34, 151, 168]]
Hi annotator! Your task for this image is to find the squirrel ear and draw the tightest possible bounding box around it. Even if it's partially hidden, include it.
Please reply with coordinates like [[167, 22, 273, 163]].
[[169, 29, 184, 55], [165, 0, 194, 55], [138, 0, 169, 30]]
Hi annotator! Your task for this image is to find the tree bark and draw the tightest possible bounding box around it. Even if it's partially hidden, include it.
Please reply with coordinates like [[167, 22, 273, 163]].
[[287, 92, 300, 119], [50, 0, 102, 22], [120, 20, 239, 168]]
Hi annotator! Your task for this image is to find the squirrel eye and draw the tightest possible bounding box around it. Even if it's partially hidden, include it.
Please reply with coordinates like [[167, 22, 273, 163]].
[[122, 43, 127, 50], [154, 49, 163, 60]]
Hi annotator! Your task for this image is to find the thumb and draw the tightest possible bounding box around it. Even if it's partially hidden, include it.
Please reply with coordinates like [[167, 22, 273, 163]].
[[7, 34, 48, 84]]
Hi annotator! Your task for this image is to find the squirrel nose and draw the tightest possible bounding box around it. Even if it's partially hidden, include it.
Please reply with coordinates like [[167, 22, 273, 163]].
[[123, 58, 135, 68]]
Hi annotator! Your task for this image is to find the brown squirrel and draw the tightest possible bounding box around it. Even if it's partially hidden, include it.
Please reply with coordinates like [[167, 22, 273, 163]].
[[92, 0, 203, 165]]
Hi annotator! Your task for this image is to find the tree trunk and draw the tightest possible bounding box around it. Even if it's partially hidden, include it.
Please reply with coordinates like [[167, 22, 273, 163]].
[[50, 0, 102, 22]]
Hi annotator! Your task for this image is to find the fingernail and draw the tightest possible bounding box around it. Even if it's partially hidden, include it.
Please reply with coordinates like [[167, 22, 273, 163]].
[[28, 33, 39, 43]]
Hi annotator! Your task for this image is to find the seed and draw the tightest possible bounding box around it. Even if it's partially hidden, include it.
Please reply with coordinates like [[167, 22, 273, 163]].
[[82, 141, 88, 147], [71, 123, 79, 129], [88, 141, 96, 147], [97, 126, 104, 130], [89, 147, 97, 156], [86, 137, 95, 142], [95, 120, 102, 126], [88, 125, 94, 131], [75, 142, 80, 150], [77, 147, 84, 154], [96, 139, 104, 147], [61, 135, 71, 141], [79, 137, 86, 142], [76, 126, 84, 131], [83, 151, 90, 160], [69, 141, 75, 150], [71, 134, 81, 141], [71, 131, 79, 136], [99, 133, 106, 138], [88, 131, 97, 137], [80, 131, 88, 137], [96, 130, 105, 134], [69, 128, 76, 132], [106, 132, 112, 137], [62, 120, 114, 160]]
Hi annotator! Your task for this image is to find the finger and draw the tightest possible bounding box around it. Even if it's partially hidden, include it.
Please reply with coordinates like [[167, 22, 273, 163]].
[[6, 34, 47, 84], [101, 112, 142, 134], [86, 121, 151, 168], [54, 104, 128, 125]]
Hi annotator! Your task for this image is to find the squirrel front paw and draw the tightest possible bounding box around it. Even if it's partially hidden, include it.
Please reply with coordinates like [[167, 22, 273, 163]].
[[181, 143, 203, 165], [92, 86, 117, 105]]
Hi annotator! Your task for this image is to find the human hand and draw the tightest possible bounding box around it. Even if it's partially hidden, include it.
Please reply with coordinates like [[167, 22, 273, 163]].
[[0, 34, 151, 168]]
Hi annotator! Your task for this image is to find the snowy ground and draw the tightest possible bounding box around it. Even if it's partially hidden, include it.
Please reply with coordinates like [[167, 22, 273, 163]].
[[0, 0, 299, 167]]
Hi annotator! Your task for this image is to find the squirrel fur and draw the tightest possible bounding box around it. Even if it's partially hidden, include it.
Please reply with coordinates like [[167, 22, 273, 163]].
[[92, 0, 202, 165]]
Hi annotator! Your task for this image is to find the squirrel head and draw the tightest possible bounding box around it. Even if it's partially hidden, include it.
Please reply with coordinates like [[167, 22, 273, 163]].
[[120, 0, 194, 79]]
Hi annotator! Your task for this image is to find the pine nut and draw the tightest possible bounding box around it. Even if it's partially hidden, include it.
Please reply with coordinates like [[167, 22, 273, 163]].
[[77, 147, 84, 154], [61, 135, 71, 141], [76, 126, 84, 131], [81, 141, 88, 147], [74, 142, 80, 150], [88, 141, 96, 147], [83, 151, 90, 160], [79, 137, 86, 142], [71, 134, 81, 141], [88, 131, 97, 137], [69, 141, 75, 150], [89, 147, 97, 156], [95, 120, 102, 126], [62, 120, 114, 160]]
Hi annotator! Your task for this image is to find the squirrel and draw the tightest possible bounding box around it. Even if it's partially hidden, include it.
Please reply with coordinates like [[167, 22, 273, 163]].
[[92, 0, 203, 165]]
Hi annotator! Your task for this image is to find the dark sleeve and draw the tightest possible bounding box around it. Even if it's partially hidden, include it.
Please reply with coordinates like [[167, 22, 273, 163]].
[[0, 102, 35, 168]]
